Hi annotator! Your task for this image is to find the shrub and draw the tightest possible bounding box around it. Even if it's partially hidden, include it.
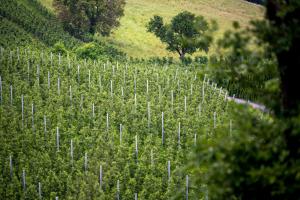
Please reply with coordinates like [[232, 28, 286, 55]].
[[52, 41, 68, 55]]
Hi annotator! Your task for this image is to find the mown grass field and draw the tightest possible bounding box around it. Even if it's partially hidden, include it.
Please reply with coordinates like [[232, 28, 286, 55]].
[[40, 0, 264, 58]]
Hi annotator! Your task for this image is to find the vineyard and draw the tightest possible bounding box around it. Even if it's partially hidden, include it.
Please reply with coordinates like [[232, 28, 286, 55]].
[[0, 47, 233, 199], [0, 0, 80, 49]]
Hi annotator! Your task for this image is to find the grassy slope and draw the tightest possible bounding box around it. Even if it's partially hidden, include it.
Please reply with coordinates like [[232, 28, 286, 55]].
[[107, 0, 264, 58], [40, 0, 264, 58]]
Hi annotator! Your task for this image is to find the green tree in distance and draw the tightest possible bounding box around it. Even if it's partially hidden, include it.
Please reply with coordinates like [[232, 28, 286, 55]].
[[54, 0, 125, 38], [147, 11, 217, 60]]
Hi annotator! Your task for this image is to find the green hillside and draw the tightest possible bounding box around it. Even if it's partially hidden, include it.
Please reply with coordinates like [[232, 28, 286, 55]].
[[0, 0, 80, 49], [39, 0, 264, 58]]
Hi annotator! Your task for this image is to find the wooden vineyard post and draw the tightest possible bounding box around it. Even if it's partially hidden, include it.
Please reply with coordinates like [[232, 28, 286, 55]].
[[77, 65, 80, 83], [27, 61, 30, 83], [135, 135, 138, 159], [134, 74, 136, 95], [110, 80, 113, 97], [37, 65, 40, 86], [162, 112, 164, 145], [22, 169, 26, 192], [50, 52, 53, 67], [198, 104, 202, 116], [150, 149, 154, 167], [186, 175, 189, 200], [21, 95, 24, 127], [146, 79, 149, 96], [84, 152, 88, 174], [32, 103, 35, 135], [202, 75, 206, 103], [135, 193, 138, 200], [43, 115, 47, 140], [184, 96, 187, 114], [58, 53, 61, 66], [0, 76, 2, 105], [121, 87, 124, 99], [10, 85, 13, 106], [106, 113, 109, 131], [147, 102, 150, 130], [213, 112, 216, 129], [80, 95, 84, 110], [57, 77, 60, 95], [9, 155, 13, 179], [99, 165, 103, 190], [47, 71, 50, 89], [92, 103, 95, 118], [98, 74, 102, 92], [88, 70, 91, 90], [117, 179, 120, 200], [70, 139, 73, 167], [38, 182, 42, 199], [178, 122, 181, 148], [168, 160, 171, 182], [194, 134, 197, 147], [134, 94, 137, 112], [56, 127, 60, 152], [69, 86, 72, 105], [119, 124, 122, 145], [159, 85, 161, 105], [171, 90, 174, 113]]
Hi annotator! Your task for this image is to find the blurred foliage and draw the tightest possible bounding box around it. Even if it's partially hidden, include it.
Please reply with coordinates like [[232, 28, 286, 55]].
[[192, 1, 300, 199], [209, 21, 279, 105], [193, 105, 300, 199]]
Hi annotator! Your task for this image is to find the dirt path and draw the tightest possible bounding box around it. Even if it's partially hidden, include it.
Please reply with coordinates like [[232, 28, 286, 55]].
[[227, 96, 267, 112]]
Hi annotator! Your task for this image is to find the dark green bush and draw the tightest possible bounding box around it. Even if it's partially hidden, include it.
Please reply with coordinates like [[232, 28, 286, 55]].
[[193, 105, 300, 200]]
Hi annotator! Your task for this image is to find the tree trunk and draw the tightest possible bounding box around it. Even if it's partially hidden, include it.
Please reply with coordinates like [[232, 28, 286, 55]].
[[266, 0, 300, 159], [89, 17, 97, 35], [179, 52, 185, 60]]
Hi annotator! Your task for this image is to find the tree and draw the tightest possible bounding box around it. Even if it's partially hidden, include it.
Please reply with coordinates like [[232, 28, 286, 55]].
[[147, 11, 217, 60], [193, 1, 300, 199], [53, 0, 125, 39]]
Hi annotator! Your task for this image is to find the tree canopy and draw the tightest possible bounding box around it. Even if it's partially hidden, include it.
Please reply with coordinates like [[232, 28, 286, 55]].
[[147, 11, 217, 60], [54, 0, 125, 39]]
